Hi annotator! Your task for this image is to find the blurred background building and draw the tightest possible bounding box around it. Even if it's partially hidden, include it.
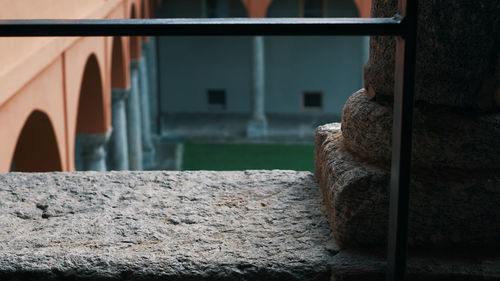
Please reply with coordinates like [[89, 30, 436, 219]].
[[0, 0, 371, 173]]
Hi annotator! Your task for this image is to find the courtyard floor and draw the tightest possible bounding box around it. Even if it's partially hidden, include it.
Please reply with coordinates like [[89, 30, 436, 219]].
[[182, 141, 315, 172]]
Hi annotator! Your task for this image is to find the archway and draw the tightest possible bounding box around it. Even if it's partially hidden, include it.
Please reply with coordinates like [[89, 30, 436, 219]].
[[266, 0, 299, 17], [76, 55, 106, 134], [229, 0, 248, 17], [74, 54, 107, 171], [326, 0, 359, 17], [266, 0, 360, 17], [11, 111, 62, 172], [111, 37, 127, 89]]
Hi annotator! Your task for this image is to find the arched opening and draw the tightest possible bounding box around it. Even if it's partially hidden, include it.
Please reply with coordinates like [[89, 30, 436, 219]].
[[229, 0, 248, 17], [111, 37, 127, 89], [326, 0, 359, 17], [76, 54, 106, 134], [74, 54, 106, 171], [11, 111, 62, 172], [266, 0, 301, 17], [266, 0, 359, 17]]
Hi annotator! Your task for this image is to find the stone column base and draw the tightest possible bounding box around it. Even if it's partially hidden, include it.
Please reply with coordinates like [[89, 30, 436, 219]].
[[246, 119, 268, 138], [314, 123, 500, 250], [75, 130, 112, 172]]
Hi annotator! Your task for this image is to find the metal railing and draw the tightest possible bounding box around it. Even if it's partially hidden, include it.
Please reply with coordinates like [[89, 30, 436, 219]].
[[0, 0, 418, 280]]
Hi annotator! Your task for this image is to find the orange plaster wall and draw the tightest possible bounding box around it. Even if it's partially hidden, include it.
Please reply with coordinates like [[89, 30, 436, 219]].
[[353, 0, 372, 18], [0, 0, 152, 172], [0, 58, 67, 172], [0, 0, 144, 172], [241, 0, 273, 18], [0, 0, 123, 107]]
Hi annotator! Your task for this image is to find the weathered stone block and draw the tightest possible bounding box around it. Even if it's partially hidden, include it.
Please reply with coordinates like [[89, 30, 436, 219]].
[[315, 123, 500, 249], [341, 89, 500, 170], [0, 171, 335, 280]]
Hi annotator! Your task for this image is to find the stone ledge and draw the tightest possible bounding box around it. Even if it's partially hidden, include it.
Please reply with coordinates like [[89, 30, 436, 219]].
[[0, 170, 335, 281], [1, 170, 498, 281]]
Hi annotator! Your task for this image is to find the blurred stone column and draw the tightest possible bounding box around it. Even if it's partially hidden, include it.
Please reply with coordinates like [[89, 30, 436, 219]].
[[139, 42, 156, 168], [76, 131, 111, 171], [315, 0, 500, 249], [126, 61, 143, 170], [109, 88, 130, 170], [247, 36, 268, 137], [146, 37, 159, 135]]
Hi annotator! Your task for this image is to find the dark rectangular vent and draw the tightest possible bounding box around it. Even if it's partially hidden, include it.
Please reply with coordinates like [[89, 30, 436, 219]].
[[302, 91, 323, 110], [207, 89, 226, 109]]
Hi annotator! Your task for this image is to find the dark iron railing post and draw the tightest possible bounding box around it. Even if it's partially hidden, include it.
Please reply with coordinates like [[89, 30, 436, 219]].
[[387, 0, 418, 280]]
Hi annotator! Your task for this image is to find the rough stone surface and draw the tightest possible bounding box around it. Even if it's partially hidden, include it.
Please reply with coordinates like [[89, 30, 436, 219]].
[[0, 171, 498, 280], [341, 89, 500, 169], [314, 124, 500, 249], [364, 0, 500, 109], [0, 170, 335, 281]]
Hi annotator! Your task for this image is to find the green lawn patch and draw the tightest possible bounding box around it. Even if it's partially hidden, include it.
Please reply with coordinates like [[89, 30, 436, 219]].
[[182, 142, 314, 172]]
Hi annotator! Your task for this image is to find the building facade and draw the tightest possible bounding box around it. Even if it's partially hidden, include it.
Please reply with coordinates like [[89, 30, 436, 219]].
[[157, 0, 371, 139], [0, 0, 158, 172], [0, 0, 371, 172]]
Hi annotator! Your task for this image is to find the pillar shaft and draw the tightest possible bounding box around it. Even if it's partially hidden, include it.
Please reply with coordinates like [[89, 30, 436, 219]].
[[126, 61, 143, 170], [139, 46, 156, 168], [109, 88, 130, 170], [364, 0, 500, 109], [146, 37, 159, 135], [247, 36, 268, 137]]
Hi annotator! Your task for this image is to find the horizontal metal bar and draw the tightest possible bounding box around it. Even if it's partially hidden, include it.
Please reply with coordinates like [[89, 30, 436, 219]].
[[0, 17, 404, 37]]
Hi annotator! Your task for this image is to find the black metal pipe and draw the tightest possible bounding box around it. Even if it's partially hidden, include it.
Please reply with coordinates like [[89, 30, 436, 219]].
[[386, 1, 418, 281], [0, 17, 404, 37]]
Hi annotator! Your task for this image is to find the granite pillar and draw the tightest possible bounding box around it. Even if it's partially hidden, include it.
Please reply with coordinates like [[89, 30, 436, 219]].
[[315, 0, 500, 250], [247, 36, 268, 138], [146, 37, 159, 135], [139, 45, 156, 168], [109, 88, 130, 170], [126, 61, 143, 170]]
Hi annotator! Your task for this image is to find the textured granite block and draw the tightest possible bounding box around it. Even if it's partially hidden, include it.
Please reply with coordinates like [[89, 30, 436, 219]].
[[0, 170, 335, 281], [314, 123, 500, 249], [341, 89, 500, 170]]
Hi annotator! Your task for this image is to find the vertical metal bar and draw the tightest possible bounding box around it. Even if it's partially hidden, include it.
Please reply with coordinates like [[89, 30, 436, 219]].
[[387, 0, 418, 280]]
